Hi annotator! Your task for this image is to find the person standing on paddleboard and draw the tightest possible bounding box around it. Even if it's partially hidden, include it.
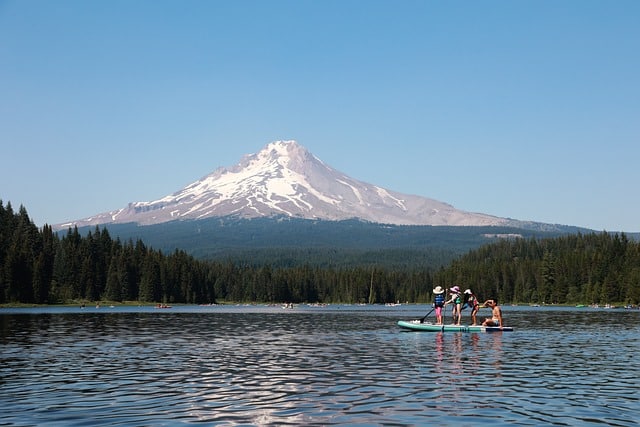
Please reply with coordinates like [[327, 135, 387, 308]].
[[444, 286, 463, 325], [463, 289, 480, 326], [432, 286, 445, 325]]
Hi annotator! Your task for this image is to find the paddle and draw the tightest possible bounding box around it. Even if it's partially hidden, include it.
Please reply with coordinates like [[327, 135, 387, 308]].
[[419, 307, 435, 323]]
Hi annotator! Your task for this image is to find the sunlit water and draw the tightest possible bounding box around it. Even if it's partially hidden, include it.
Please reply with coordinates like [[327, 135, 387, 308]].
[[1, 304, 639, 426]]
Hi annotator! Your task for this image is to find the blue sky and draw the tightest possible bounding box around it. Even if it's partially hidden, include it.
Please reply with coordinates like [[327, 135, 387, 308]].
[[1, 0, 638, 232]]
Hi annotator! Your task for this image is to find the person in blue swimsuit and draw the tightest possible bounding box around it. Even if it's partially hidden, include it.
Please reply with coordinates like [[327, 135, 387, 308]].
[[432, 286, 446, 325]]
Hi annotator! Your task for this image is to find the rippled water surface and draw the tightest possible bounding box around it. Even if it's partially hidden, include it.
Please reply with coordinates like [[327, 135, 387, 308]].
[[1, 304, 639, 426]]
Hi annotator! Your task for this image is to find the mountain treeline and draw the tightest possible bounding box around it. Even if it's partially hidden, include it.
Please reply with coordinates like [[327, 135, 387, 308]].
[[2, 201, 639, 306], [0, 202, 216, 304], [80, 217, 585, 266], [434, 232, 640, 305], [0, 202, 434, 304]]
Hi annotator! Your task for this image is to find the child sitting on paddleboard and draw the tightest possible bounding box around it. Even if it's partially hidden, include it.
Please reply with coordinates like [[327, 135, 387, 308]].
[[432, 286, 445, 325]]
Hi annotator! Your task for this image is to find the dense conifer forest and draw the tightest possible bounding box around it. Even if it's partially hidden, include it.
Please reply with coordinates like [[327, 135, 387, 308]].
[[77, 216, 585, 267], [1, 201, 639, 306], [0, 202, 433, 304], [436, 232, 640, 306]]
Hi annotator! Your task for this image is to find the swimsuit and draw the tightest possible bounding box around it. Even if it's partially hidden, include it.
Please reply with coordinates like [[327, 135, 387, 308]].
[[463, 295, 478, 310], [434, 294, 445, 308], [433, 294, 445, 317]]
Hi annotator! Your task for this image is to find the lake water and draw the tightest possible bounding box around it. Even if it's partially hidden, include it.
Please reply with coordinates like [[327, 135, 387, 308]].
[[1, 304, 639, 426]]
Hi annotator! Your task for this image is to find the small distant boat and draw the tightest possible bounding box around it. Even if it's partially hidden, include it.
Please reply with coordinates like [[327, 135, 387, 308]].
[[397, 320, 513, 333], [155, 304, 172, 309]]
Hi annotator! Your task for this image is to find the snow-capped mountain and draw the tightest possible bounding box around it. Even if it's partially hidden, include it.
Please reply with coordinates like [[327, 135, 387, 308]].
[[56, 140, 512, 229]]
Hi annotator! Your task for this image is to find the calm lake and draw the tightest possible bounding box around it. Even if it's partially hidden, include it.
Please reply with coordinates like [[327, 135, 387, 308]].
[[1, 304, 639, 426]]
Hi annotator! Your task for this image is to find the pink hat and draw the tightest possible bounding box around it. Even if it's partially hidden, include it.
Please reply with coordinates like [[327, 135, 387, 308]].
[[450, 286, 460, 293]]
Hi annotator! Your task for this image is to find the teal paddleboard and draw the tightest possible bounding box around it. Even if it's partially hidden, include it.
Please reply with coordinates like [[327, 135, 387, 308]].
[[397, 320, 513, 332]]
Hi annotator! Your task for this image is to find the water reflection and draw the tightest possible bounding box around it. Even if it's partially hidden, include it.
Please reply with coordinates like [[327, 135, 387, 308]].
[[0, 306, 639, 426]]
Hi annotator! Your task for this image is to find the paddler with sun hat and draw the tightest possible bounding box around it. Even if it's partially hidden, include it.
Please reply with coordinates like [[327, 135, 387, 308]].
[[432, 285, 446, 325], [462, 288, 480, 326], [444, 285, 463, 325]]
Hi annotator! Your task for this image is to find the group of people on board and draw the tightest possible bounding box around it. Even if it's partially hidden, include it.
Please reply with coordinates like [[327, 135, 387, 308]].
[[431, 285, 503, 328]]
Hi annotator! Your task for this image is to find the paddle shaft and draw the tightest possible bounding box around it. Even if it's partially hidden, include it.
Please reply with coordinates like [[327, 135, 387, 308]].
[[420, 307, 435, 322]]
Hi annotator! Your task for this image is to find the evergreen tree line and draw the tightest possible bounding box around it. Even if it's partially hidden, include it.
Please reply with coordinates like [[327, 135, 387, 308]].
[[2, 201, 639, 305], [434, 232, 640, 305], [0, 202, 215, 304], [0, 202, 433, 304]]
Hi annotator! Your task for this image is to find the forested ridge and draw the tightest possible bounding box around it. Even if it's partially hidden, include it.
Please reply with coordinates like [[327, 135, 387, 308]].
[[0, 202, 215, 304], [0, 202, 433, 304], [435, 232, 640, 306], [1, 201, 639, 305], [74, 216, 585, 267]]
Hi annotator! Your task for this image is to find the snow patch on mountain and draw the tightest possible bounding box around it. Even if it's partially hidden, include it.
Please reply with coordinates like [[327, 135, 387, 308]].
[[55, 140, 510, 230]]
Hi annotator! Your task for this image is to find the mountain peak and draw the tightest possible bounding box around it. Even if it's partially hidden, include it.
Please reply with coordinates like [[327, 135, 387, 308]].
[[233, 139, 314, 174], [55, 140, 510, 229], [265, 139, 304, 154]]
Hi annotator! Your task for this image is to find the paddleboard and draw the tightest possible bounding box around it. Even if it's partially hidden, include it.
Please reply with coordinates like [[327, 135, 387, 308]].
[[397, 320, 513, 333]]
